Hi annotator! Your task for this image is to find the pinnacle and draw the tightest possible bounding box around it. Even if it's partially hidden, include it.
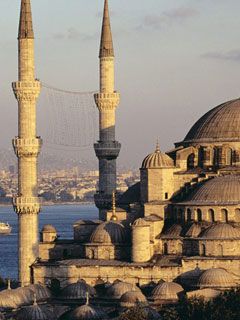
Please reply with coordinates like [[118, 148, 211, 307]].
[[99, 0, 114, 58], [18, 0, 34, 39]]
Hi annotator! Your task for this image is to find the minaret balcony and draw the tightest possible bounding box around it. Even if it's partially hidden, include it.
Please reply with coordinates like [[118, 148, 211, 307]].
[[13, 137, 42, 157], [12, 80, 41, 102], [94, 92, 120, 110], [94, 141, 121, 159], [94, 193, 113, 210], [13, 196, 41, 214]]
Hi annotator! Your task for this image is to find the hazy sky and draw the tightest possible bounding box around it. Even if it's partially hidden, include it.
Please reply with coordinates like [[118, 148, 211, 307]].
[[1, 0, 240, 168]]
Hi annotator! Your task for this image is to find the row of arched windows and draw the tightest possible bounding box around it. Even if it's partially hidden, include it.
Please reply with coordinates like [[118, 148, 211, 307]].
[[174, 207, 240, 223], [200, 243, 223, 257], [186, 147, 240, 169]]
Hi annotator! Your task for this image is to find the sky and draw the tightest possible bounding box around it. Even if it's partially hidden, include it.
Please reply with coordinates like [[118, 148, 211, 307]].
[[1, 0, 240, 169]]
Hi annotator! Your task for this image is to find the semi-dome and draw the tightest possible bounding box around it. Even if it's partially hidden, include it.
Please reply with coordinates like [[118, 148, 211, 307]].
[[120, 291, 147, 308], [198, 268, 236, 289], [41, 225, 57, 233], [201, 223, 240, 239], [132, 218, 149, 227], [183, 98, 240, 144], [183, 176, 240, 204], [61, 280, 96, 300], [142, 144, 174, 169], [16, 303, 55, 320], [67, 304, 108, 320], [107, 281, 141, 299], [152, 282, 184, 301], [185, 223, 202, 238], [161, 224, 182, 238], [90, 221, 127, 244]]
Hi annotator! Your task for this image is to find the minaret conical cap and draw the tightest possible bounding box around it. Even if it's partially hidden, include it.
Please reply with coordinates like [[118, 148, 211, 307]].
[[18, 0, 34, 39], [99, 0, 114, 57]]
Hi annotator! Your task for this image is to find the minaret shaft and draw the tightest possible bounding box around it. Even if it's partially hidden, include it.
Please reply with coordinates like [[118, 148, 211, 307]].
[[94, 0, 121, 220], [12, 0, 41, 286]]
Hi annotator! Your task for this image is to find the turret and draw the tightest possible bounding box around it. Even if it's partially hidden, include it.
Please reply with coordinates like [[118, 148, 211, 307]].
[[12, 0, 42, 286], [94, 0, 121, 220], [132, 218, 151, 263]]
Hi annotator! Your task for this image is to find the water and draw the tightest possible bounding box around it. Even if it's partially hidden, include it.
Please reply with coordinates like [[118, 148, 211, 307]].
[[0, 205, 98, 280]]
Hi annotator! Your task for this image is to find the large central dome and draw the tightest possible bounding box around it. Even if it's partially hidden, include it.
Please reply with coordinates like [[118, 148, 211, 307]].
[[183, 98, 240, 144]]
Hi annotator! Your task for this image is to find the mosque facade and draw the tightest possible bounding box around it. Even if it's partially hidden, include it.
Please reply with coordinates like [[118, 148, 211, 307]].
[[1, 0, 240, 319]]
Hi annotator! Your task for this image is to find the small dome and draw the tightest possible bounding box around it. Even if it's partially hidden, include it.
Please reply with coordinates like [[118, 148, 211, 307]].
[[0, 284, 51, 309], [61, 280, 96, 300], [68, 304, 108, 320], [28, 284, 52, 301], [107, 282, 141, 300], [161, 224, 182, 238], [132, 218, 149, 227], [183, 98, 240, 144], [16, 304, 55, 320], [120, 291, 147, 308], [201, 223, 240, 239], [143, 307, 162, 320], [183, 176, 240, 205], [185, 223, 202, 238], [90, 221, 127, 244], [178, 266, 203, 289], [41, 225, 57, 233], [152, 282, 184, 301], [142, 144, 174, 169], [198, 268, 236, 289]]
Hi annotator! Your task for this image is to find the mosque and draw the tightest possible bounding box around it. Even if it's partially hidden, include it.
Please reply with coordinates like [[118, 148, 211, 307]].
[[1, 0, 240, 319]]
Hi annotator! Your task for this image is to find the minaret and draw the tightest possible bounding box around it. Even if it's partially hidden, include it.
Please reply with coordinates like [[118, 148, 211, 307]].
[[94, 0, 121, 220], [12, 0, 42, 286]]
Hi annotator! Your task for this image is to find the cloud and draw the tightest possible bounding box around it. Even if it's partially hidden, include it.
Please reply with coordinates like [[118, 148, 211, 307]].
[[140, 6, 198, 30], [53, 28, 97, 42], [202, 49, 240, 62]]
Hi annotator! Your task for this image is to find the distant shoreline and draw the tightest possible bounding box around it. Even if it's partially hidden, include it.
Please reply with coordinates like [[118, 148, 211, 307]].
[[0, 201, 94, 207]]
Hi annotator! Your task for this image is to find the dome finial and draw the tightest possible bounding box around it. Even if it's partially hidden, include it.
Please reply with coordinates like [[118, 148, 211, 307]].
[[33, 293, 37, 306], [86, 291, 89, 305], [7, 278, 11, 290], [155, 139, 160, 153], [111, 190, 118, 221]]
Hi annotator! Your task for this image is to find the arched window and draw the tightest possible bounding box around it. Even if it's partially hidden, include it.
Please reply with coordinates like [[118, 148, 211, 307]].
[[225, 148, 232, 166], [178, 243, 183, 254], [177, 209, 183, 222], [200, 244, 206, 256], [197, 209, 202, 222], [163, 243, 168, 255], [235, 208, 240, 222], [208, 209, 215, 222], [221, 209, 228, 223], [187, 209, 192, 222], [213, 148, 221, 167], [187, 153, 195, 169], [217, 244, 223, 256], [88, 249, 94, 259]]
